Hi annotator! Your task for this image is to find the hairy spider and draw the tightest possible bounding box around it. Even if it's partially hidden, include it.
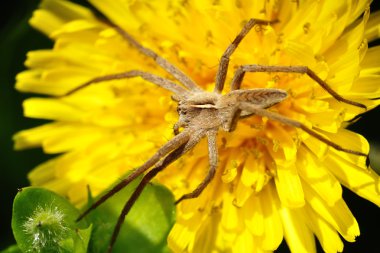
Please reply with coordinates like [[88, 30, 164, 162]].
[[68, 18, 368, 252]]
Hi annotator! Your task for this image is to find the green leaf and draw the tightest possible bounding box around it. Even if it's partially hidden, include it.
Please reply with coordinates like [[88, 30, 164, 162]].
[[84, 178, 176, 253], [74, 225, 93, 252], [12, 187, 91, 253], [59, 225, 92, 253], [0, 245, 22, 253]]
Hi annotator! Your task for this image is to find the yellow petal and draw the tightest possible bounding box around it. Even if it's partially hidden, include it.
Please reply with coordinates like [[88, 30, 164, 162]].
[[192, 210, 221, 253], [266, 123, 297, 161], [16, 68, 94, 95], [13, 122, 61, 150], [304, 206, 344, 253], [221, 192, 244, 232], [350, 75, 380, 98], [89, 0, 141, 31], [244, 193, 264, 236], [326, 128, 369, 164], [43, 126, 105, 153], [326, 152, 380, 207], [67, 181, 88, 205], [28, 157, 72, 197], [233, 229, 255, 253], [168, 222, 195, 253], [30, 0, 96, 36], [259, 185, 283, 250], [303, 183, 360, 242], [275, 163, 305, 208], [305, 110, 341, 133], [241, 155, 260, 187], [221, 160, 238, 183], [360, 45, 380, 74], [279, 207, 316, 253], [22, 98, 86, 121], [303, 135, 329, 159], [283, 40, 316, 67], [234, 180, 254, 207], [28, 157, 57, 185], [365, 10, 380, 42], [282, 1, 319, 43], [297, 147, 342, 206], [326, 49, 360, 94], [51, 19, 102, 38], [24, 46, 114, 72]]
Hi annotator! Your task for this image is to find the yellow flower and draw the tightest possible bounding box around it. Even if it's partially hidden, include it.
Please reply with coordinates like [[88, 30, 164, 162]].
[[15, 0, 380, 252]]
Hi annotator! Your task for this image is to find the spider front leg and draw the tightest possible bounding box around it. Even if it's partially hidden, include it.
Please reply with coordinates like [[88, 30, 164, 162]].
[[231, 64, 367, 109], [106, 129, 206, 253], [61, 70, 189, 98], [175, 130, 218, 204], [113, 25, 202, 92], [214, 19, 278, 93], [239, 102, 369, 160]]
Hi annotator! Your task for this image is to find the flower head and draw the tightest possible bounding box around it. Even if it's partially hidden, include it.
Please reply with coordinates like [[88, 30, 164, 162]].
[[15, 0, 380, 252]]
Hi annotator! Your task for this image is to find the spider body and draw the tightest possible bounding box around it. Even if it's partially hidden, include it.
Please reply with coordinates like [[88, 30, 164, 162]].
[[68, 18, 368, 253], [176, 88, 288, 134]]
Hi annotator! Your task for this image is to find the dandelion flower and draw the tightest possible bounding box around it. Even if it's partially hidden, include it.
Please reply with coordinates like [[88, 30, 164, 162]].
[[15, 0, 380, 252]]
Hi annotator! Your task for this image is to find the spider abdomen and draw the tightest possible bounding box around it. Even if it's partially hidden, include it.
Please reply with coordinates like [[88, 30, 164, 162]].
[[221, 88, 288, 109]]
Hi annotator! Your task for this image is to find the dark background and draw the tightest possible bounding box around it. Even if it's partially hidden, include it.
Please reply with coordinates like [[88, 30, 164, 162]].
[[0, 1, 379, 252]]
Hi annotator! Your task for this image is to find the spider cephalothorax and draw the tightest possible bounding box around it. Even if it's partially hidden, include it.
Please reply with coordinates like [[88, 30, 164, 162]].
[[66, 18, 368, 253]]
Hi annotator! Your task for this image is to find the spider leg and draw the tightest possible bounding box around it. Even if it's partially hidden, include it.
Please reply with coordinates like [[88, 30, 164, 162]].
[[113, 26, 202, 92], [62, 70, 189, 97], [173, 122, 182, 135], [239, 102, 369, 159], [231, 64, 367, 109], [224, 107, 242, 132], [107, 131, 203, 253], [175, 130, 218, 204], [214, 19, 277, 93], [76, 130, 190, 222]]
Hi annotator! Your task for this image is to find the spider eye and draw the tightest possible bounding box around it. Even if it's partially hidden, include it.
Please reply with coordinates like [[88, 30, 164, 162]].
[[177, 106, 187, 115]]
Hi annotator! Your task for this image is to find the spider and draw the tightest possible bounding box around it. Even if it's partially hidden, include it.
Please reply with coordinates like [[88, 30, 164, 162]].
[[66, 18, 368, 252]]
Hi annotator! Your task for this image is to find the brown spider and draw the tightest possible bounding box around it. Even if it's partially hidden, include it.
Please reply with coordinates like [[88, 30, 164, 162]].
[[68, 18, 368, 252]]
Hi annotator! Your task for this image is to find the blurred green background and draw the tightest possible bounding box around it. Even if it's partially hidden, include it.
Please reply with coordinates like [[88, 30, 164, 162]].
[[1, 0, 379, 252]]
